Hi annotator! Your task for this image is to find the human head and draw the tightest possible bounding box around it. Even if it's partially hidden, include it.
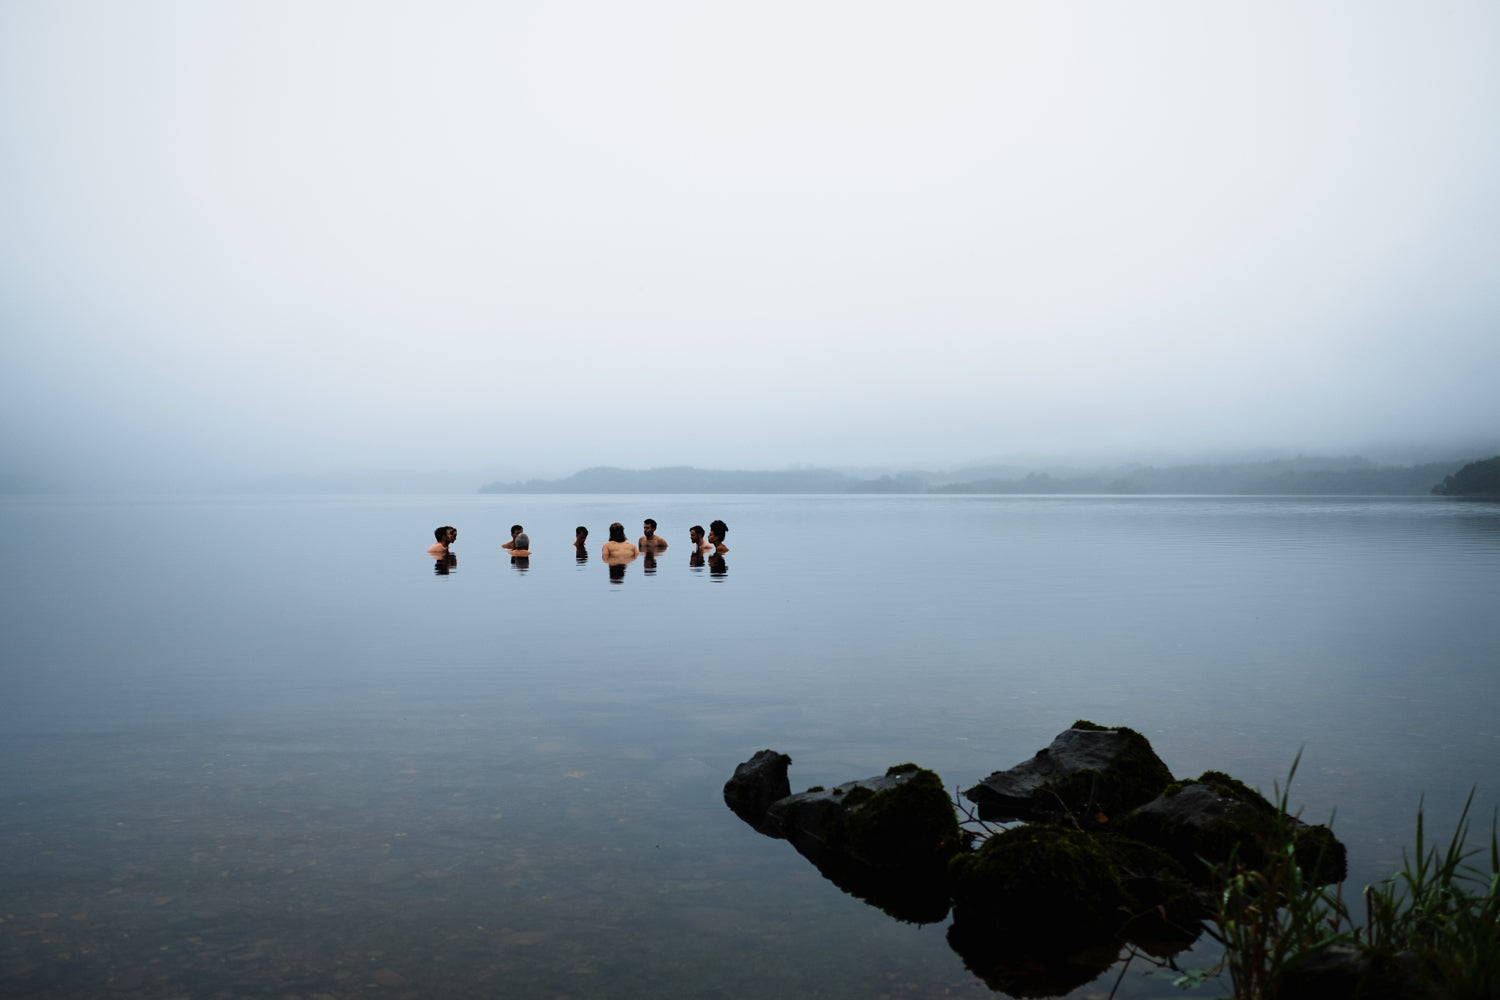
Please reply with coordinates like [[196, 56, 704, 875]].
[[510, 524, 523, 537], [689, 525, 705, 543], [643, 518, 657, 537], [709, 519, 728, 539], [575, 525, 588, 539], [608, 522, 627, 543], [434, 525, 456, 543]]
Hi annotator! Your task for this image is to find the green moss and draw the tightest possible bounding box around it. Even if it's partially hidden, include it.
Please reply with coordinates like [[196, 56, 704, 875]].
[[885, 762, 920, 777], [806, 786, 825, 793], [1292, 823, 1348, 885], [841, 785, 875, 808], [1194, 770, 1273, 811], [843, 768, 960, 870], [1114, 771, 1283, 878], [949, 825, 1129, 932], [1071, 719, 1108, 731]]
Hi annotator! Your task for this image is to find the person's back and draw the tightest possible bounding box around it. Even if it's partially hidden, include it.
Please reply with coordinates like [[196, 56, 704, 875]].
[[601, 522, 638, 563]]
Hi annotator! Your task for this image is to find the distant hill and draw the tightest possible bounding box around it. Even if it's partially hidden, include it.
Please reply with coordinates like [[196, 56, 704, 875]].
[[480, 458, 1474, 495], [1431, 456, 1500, 497], [480, 466, 865, 493], [934, 459, 1461, 495]]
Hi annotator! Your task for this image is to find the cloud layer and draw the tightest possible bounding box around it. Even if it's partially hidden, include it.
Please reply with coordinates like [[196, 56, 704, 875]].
[[4, 2, 1498, 486]]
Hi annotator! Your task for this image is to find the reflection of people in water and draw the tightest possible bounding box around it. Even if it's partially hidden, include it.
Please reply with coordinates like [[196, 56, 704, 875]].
[[708, 519, 729, 554], [434, 551, 457, 575], [510, 554, 529, 573], [608, 561, 627, 582], [708, 552, 727, 577], [642, 550, 657, 575], [427, 525, 457, 557], [573, 526, 589, 560], [502, 524, 531, 556], [601, 522, 638, 563], [638, 518, 668, 551]]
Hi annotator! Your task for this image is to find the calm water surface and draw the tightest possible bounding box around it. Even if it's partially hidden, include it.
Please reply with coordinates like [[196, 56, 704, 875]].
[[2, 494, 1497, 998]]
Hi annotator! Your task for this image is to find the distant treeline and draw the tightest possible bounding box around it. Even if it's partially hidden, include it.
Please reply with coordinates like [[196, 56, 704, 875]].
[[1430, 456, 1500, 497], [480, 457, 1485, 496]]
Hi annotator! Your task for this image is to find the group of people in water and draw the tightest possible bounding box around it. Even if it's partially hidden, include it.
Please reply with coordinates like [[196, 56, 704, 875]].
[[426, 518, 728, 575]]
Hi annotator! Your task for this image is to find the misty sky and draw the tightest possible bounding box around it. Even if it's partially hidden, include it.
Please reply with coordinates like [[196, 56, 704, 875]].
[[3, 2, 1498, 487]]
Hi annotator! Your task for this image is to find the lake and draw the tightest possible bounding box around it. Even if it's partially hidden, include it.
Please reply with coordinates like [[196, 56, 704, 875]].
[[1, 493, 1497, 999]]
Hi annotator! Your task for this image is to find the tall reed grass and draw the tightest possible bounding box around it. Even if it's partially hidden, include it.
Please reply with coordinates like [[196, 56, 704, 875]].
[[1185, 757, 1498, 999]]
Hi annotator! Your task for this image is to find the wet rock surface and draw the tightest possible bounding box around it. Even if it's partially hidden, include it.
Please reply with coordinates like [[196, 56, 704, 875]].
[[962, 721, 1173, 822], [721, 749, 792, 835], [1116, 770, 1348, 884]]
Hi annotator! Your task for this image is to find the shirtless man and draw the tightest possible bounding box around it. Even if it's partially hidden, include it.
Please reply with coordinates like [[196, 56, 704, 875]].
[[638, 518, 668, 551], [600, 522, 638, 564], [427, 525, 457, 557], [502, 524, 531, 557], [688, 525, 712, 553], [573, 526, 589, 557]]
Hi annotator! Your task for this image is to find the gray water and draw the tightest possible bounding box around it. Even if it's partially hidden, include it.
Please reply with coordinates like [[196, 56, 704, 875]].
[[2, 493, 1497, 999]]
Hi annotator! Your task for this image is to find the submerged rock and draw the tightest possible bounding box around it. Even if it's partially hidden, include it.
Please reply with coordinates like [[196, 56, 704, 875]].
[[1279, 943, 1435, 1000], [722, 749, 792, 835], [1115, 771, 1347, 884], [948, 823, 1130, 934], [768, 763, 962, 873], [726, 757, 961, 923], [724, 725, 1343, 989], [963, 720, 1173, 822]]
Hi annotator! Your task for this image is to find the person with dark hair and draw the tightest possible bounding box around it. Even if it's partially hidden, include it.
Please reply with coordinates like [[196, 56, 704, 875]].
[[573, 526, 589, 558], [427, 525, 456, 556], [708, 519, 729, 554], [600, 522, 638, 564], [638, 518, 667, 551], [502, 524, 530, 556], [688, 525, 711, 553]]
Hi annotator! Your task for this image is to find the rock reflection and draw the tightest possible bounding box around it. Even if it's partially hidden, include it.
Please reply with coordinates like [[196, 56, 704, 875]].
[[720, 725, 1290, 996]]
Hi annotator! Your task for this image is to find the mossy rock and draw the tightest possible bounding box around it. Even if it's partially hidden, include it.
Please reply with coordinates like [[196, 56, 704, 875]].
[[1292, 823, 1348, 886], [765, 764, 960, 924], [1113, 772, 1277, 877], [948, 824, 1130, 934], [768, 764, 961, 872], [1115, 771, 1344, 887]]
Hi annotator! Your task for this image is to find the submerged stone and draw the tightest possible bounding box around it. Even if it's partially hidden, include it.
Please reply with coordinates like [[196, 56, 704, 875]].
[[722, 749, 792, 835], [1279, 943, 1435, 1000], [768, 763, 962, 872], [962, 720, 1173, 822], [1115, 770, 1347, 885], [948, 824, 1130, 935], [762, 763, 962, 924]]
